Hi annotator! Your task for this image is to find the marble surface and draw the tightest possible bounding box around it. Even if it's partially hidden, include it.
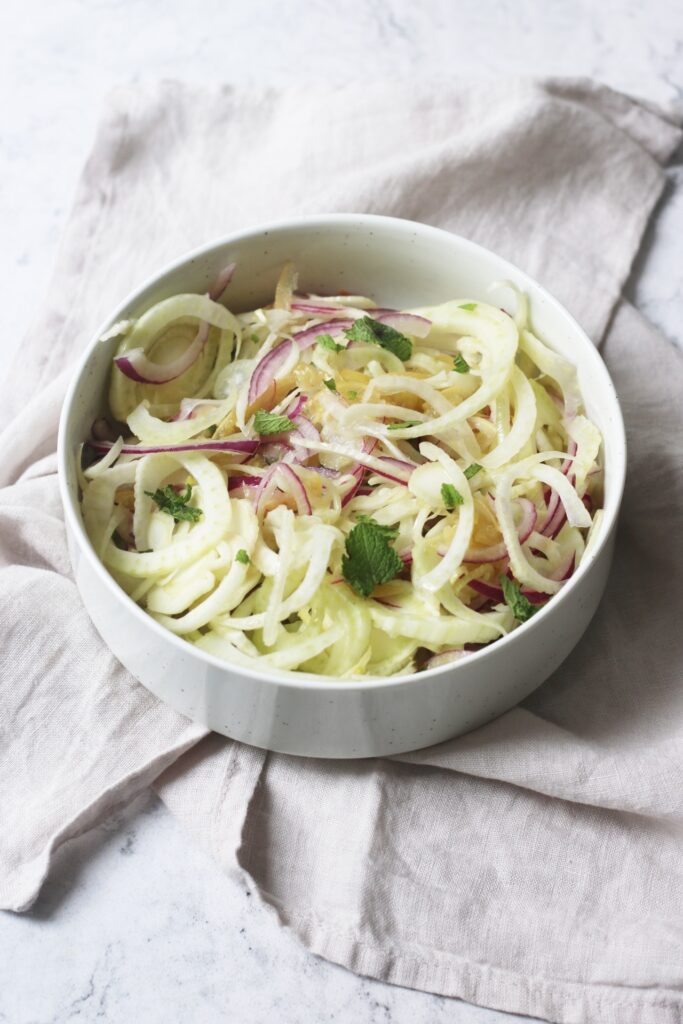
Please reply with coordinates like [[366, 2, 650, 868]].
[[1, 1, 682, 1022]]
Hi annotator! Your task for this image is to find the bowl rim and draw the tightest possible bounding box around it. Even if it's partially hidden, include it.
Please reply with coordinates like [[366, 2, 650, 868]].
[[57, 212, 626, 693]]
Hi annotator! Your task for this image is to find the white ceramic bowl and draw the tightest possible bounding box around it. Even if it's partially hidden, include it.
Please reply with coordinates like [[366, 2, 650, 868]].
[[58, 214, 625, 759]]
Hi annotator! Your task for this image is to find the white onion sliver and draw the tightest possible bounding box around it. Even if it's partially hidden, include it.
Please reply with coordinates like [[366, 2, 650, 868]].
[[480, 367, 537, 470], [414, 443, 474, 593], [128, 397, 232, 445], [496, 469, 562, 595], [531, 464, 592, 528], [84, 436, 124, 479], [106, 454, 231, 579]]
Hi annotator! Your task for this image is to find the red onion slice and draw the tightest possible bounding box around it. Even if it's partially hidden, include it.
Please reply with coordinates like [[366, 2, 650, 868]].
[[273, 419, 319, 466], [306, 466, 342, 479], [290, 302, 348, 315], [551, 552, 576, 582], [290, 415, 319, 442], [540, 442, 577, 537], [340, 448, 370, 504], [292, 319, 353, 350], [114, 321, 210, 385], [468, 579, 506, 602], [254, 466, 278, 514], [228, 474, 261, 491], [369, 456, 415, 485], [255, 464, 312, 516], [248, 338, 297, 405], [285, 394, 308, 419], [373, 311, 431, 338], [341, 468, 366, 507], [515, 497, 538, 544], [340, 438, 379, 506], [541, 477, 580, 540], [264, 415, 320, 465], [541, 503, 567, 540], [278, 465, 312, 514], [469, 578, 549, 606], [89, 438, 258, 458], [208, 262, 236, 301], [287, 416, 321, 463]]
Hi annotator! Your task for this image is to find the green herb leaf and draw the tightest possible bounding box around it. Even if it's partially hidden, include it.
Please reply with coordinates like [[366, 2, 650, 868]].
[[205, 424, 217, 436], [145, 484, 203, 523], [441, 483, 464, 509], [250, 332, 261, 344], [453, 353, 470, 374], [235, 549, 250, 565], [388, 419, 421, 430], [317, 333, 344, 353], [500, 575, 538, 623], [347, 390, 358, 400], [342, 516, 404, 598], [464, 463, 483, 480], [253, 410, 295, 436], [355, 514, 399, 537], [343, 316, 412, 361], [323, 378, 337, 392], [460, 302, 477, 311]]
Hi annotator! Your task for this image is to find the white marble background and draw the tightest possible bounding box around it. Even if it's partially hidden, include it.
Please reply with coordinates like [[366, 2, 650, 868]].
[[0, 1, 682, 1022]]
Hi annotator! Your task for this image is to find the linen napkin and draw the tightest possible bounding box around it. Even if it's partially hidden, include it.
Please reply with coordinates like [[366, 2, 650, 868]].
[[1, 78, 682, 1024]]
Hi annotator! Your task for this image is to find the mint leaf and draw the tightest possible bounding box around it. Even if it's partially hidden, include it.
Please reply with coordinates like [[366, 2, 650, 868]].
[[500, 575, 538, 623], [464, 463, 483, 480], [323, 378, 337, 392], [235, 549, 250, 565], [343, 316, 412, 361], [388, 419, 421, 430], [342, 516, 403, 598], [318, 333, 344, 353], [145, 484, 202, 523], [355, 515, 399, 539], [253, 410, 295, 435], [441, 483, 463, 509], [460, 302, 477, 311], [453, 353, 470, 374]]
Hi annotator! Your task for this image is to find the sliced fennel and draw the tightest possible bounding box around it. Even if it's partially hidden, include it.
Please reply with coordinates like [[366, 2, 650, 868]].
[[79, 268, 603, 678]]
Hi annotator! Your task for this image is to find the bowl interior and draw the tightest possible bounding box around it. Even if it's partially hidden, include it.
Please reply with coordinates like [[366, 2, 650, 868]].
[[59, 214, 625, 686]]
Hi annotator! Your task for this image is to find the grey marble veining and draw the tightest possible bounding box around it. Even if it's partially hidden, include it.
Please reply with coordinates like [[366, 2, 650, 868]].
[[1, 793, 533, 1024], [1, 1, 682, 1022]]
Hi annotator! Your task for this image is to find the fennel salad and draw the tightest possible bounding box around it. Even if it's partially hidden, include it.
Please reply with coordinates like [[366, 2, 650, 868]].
[[79, 262, 603, 678]]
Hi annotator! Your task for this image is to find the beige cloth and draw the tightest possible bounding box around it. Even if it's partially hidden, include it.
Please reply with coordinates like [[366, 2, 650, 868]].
[[1, 79, 682, 1024]]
